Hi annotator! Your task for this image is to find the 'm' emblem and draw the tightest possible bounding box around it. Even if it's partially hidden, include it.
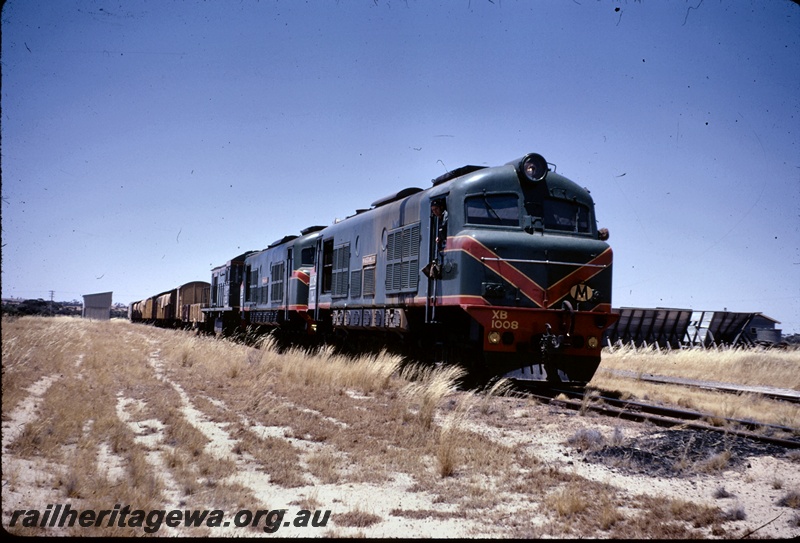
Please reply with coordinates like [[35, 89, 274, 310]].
[[570, 284, 593, 301]]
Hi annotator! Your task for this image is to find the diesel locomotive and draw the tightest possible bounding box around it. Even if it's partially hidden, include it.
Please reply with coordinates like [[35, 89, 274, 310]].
[[131, 153, 618, 385]]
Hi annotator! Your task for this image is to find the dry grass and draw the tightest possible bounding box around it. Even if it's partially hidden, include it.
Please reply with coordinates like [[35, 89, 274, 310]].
[[400, 363, 466, 430], [335, 507, 382, 528], [598, 344, 800, 389], [592, 345, 800, 429], [435, 393, 478, 478], [2, 316, 796, 538]]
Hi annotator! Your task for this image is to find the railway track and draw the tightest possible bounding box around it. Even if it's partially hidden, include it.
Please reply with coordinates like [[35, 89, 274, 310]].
[[601, 369, 800, 404], [514, 383, 800, 449]]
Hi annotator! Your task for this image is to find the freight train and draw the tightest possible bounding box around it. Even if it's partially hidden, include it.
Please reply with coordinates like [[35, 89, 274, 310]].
[[130, 152, 618, 385]]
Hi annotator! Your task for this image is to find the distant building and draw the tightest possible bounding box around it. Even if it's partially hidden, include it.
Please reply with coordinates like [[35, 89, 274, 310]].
[[82, 291, 113, 320], [747, 314, 782, 345]]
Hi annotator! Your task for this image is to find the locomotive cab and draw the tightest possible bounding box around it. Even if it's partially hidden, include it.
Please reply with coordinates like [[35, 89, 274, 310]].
[[203, 250, 256, 334], [242, 226, 323, 336], [430, 154, 618, 384]]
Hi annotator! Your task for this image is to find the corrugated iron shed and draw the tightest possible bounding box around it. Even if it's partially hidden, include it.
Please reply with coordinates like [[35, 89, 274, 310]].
[[82, 291, 112, 320]]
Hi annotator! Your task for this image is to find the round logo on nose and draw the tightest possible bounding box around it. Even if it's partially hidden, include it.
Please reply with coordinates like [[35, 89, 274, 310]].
[[570, 284, 594, 301]]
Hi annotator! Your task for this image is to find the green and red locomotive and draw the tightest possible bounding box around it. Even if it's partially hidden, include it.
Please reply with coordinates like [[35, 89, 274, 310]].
[[133, 153, 618, 385]]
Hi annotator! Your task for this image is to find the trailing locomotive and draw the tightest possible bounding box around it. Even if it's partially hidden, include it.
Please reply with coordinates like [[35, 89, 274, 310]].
[[132, 153, 618, 385]]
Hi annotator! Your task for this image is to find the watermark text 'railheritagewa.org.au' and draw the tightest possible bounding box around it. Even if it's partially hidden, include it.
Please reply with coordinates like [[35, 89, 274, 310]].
[[8, 504, 331, 534]]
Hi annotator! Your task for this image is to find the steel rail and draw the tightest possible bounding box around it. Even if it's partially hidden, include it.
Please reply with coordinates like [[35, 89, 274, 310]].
[[518, 386, 800, 449], [601, 369, 800, 404]]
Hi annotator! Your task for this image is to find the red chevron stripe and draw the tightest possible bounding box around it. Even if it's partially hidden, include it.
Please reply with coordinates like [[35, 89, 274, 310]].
[[292, 269, 311, 286], [447, 235, 612, 309], [545, 247, 613, 307], [447, 236, 546, 307]]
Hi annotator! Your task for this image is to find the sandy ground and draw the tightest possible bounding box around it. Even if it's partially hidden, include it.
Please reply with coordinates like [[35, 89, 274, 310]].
[[3, 363, 799, 538]]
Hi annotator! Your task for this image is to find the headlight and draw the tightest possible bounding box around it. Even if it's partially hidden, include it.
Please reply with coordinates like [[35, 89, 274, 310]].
[[587, 336, 599, 349], [519, 153, 548, 182], [488, 331, 501, 344]]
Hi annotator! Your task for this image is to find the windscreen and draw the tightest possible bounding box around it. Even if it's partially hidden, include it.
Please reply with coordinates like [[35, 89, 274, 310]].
[[464, 194, 520, 227], [525, 198, 592, 234]]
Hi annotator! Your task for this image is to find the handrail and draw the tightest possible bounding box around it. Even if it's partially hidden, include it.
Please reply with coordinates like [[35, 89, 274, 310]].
[[480, 257, 607, 268]]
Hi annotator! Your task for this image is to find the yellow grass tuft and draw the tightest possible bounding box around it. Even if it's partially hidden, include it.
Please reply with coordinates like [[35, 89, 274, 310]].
[[436, 393, 478, 477], [401, 363, 466, 430]]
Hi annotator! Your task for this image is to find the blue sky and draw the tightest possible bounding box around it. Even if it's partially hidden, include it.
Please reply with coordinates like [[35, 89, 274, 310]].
[[2, 0, 798, 333]]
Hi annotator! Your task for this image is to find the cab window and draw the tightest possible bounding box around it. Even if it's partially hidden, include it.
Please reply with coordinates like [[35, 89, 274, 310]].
[[540, 199, 591, 233], [301, 247, 315, 266], [465, 194, 520, 227]]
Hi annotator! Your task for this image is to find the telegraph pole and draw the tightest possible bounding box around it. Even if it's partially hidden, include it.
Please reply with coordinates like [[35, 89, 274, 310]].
[[49, 290, 54, 316]]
